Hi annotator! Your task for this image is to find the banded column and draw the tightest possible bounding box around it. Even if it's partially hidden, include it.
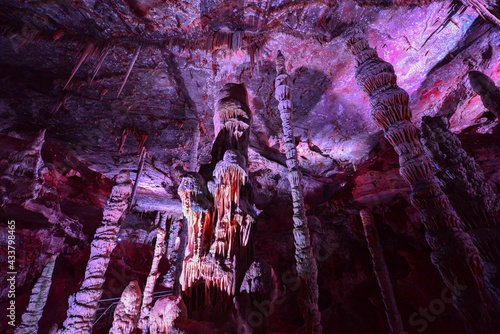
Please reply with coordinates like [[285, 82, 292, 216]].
[[360, 210, 404, 334], [137, 212, 169, 333], [57, 170, 132, 334], [274, 51, 322, 334], [14, 253, 58, 334], [346, 29, 491, 333]]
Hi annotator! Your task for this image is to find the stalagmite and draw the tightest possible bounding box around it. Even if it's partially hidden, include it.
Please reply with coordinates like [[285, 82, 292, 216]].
[[57, 170, 133, 334], [360, 210, 404, 334], [274, 51, 322, 334], [421, 116, 500, 291], [109, 281, 142, 334], [14, 253, 58, 334], [137, 211, 168, 333], [148, 296, 187, 334], [346, 28, 492, 333]]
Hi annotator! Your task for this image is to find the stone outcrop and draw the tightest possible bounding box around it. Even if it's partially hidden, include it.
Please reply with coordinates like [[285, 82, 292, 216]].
[[148, 296, 188, 334]]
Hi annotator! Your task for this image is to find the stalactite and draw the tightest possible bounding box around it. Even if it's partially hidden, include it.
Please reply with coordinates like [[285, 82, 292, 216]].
[[274, 51, 322, 334], [360, 209, 404, 334], [421, 116, 500, 291], [117, 44, 142, 98], [64, 41, 95, 90], [346, 28, 492, 333], [57, 170, 133, 334], [137, 212, 168, 333], [14, 253, 58, 334], [109, 281, 142, 334], [469, 71, 500, 120], [179, 84, 255, 318]]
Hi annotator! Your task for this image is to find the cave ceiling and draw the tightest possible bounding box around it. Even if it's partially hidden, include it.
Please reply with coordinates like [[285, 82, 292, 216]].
[[0, 0, 498, 210]]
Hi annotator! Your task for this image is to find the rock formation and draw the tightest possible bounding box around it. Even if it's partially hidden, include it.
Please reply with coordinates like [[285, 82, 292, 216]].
[[0, 129, 46, 206], [346, 28, 492, 333], [178, 83, 256, 325], [421, 116, 500, 290], [360, 209, 404, 334], [274, 51, 322, 334], [469, 71, 500, 120], [137, 212, 168, 333], [57, 170, 133, 334], [14, 253, 58, 334], [109, 280, 142, 334], [148, 296, 188, 334]]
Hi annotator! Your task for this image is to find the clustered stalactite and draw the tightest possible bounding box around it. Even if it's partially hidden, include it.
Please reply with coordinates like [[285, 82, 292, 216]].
[[421, 116, 500, 292], [57, 170, 133, 334], [109, 280, 142, 334], [274, 51, 322, 334], [177, 83, 258, 325], [346, 28, 493, 333], [137, 211, 169, 333], [14, 253, 58, 334], [469, 70, 500, 120], [360, 210, 404, 334]]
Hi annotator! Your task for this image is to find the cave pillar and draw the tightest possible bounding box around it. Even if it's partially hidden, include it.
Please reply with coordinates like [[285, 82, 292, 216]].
[[57, 170, 133, 334], [346, 28, 491, 333], [274, 51, 322, 334], [14, 253, 58, 334], [360, 209, 404, 334]]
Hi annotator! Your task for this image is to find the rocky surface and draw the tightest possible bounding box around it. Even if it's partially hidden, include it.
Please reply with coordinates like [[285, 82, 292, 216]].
[[0, 0, 499, 333]]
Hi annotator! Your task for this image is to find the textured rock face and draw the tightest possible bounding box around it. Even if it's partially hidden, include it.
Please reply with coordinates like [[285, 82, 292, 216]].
[[109, 280, 142, 334], [1, 1, 500, 334]]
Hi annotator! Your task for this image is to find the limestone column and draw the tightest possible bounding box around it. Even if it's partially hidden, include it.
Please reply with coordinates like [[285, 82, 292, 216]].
[[274, 51, 322, 334], [57, 170, 132, 334], [109, 280, 142, 334], [14, 253, 58, 334]]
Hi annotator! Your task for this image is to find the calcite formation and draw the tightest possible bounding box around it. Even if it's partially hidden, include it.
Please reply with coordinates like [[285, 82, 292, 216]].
[[14, 253, 58, 334], [0, 129, 46, 206], [421, 116, 500, 291], [109, 280, 142, 334], [137, 211, 169, 333], [346, 28, 492, 333], [360, 210, 404, 334], [178, 84, 256, 322], [469, 71, 500, 120], [148, 296, 188, 334], [57, 170, 133, 334], [274, 51, 322, 334]]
